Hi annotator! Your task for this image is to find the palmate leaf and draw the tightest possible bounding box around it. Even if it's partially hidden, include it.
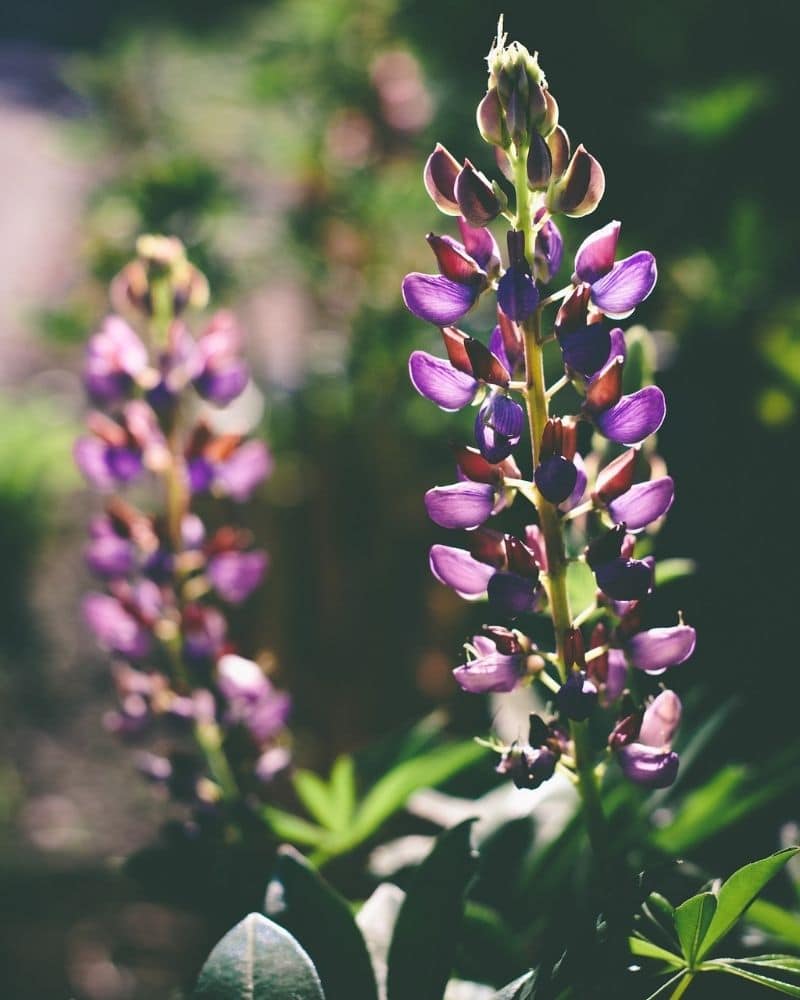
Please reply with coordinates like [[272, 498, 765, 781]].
[[261, 806, 328, 847], [293, 769, 340, 828], [703, 960, 800, 996], [697, 847, 800, 961], [628, 936, 684, 968], [264, 846, 378, 1000], [674, 892, 716, 967], [193, 913, 325, 999], [724, 955, 800, 974], [386, 819, 478, 1000], [747, 900, 800, 950]]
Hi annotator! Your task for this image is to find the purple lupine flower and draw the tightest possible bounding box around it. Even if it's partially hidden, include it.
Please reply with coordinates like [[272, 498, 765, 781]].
[[408, 324, 511, 413], [425, 481, 496, 529], [208, 550, 268, 603], [534, 455, 579, 505], [638, 690, 682, 747], [402, 219, 500, 325], [83, 590, 154, 659], [593, 386, 667, 446], [533, 215, 564, 284], [618, 744, 679, 788], [85, 515, 137, 578], [429, 544, 494, 598], [217, 654, 291, 743], [474, 390, 524, 462], [182, 603, 227, 661], [625, 624, 696, 674], [595, 556, 654, 602], [572, 220, 657, 320], [497, 231, 539, 322], [84, 315, 149, 404], [453, 635, 524, 693], [488, 570, 539, 616], [607, 477, 675, 532], [193, 311, 250, 405], [556, 670, 598, 721], [496, 745, 558, 789]]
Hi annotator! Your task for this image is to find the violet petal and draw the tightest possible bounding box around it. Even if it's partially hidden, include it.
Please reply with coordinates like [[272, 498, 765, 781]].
[[594, 387, 666, 445], [595, 557, 653, 601], [425, 482, 495, 530], [618, 744, 679, 788], [558, 324, 612, 377], [429, 544, 494, 598], [574, 220, 620, 284], [639, 690, 682, 747], [453, 652, 522, 694], [487, 571, 538, 616], [626, 624, 696, 674], [458, 217, 500, 274], [497, 263, 539, 322], [590, 251, 657, 319], [408, 351, 478, 410], [534, 455, 579, 505], [608, 476, 675, 532], [401, 272, 480, 326]]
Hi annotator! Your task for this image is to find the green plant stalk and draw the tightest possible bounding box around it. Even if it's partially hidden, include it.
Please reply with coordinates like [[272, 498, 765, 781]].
[[669, 973, 694, 999], [512, 146, 609, 864]]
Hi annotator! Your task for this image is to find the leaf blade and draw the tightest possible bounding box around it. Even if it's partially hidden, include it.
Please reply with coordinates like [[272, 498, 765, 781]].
[[628, 936, 685, 969], [674, 892, 716, 966], [704, 960, 800, 997]]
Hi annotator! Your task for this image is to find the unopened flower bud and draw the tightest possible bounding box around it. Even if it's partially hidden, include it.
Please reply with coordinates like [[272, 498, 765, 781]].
[[505, 535, 540, 580], [539, 90, 559, 137], [477, 88, 509, 148], [584, 356, 624, 413], [526, 131, 552, 190], [593, 448, 639, 505], [564, 626, 586, 669], [547, 126, 571, 178], [424, 143, 462, 215], [585, 524, 626, 570], [455, 160, 503, 227], [557, 670, 598, 721], [547, 144, 605, 218]]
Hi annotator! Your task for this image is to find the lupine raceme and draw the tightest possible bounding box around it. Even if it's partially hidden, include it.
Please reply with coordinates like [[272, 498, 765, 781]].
[[75, 235, 291, 814], [403, 21, 695, 854]]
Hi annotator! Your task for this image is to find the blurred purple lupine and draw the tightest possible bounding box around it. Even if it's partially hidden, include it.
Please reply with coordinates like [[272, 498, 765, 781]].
[[403, 21, 697, 838], [77, 236, 290, 814]]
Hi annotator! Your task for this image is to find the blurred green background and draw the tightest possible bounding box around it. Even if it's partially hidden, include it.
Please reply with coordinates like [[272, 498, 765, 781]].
[[0, 0, 799, 996]]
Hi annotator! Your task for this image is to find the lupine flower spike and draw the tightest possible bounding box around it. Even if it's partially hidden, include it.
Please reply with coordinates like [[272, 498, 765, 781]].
[[403, 20, 695, 854], [77, 236, 291, 814]]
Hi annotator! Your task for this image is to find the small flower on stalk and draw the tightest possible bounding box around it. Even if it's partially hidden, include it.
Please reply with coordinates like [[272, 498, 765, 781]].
[[572, 220, 657, 320], [474, 390, 525, 462], [617, 690, 681, 788], [453, 634, 526, 693]]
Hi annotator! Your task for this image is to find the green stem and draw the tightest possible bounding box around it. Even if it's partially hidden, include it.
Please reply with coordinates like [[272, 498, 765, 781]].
[[669, 973, 694, 999], [512, 144, 609, 863]]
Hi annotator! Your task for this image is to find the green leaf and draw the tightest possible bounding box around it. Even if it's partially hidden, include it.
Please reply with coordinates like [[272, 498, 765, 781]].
[[293, 769, 338, 828], [261, 805, 328, 847], [628, 936, 685, 969], [387, 819, 478, 1000], [566, 560, 596, 616], [697, 847, 800, 961], [674, 892, 717, 967], [343, 742, 487, 853], [640, 971, 689, 1000], [725, 955, 800, 975], [264, 847, 378, 1000], [193, 912, 325, 999], [328, 755, 357, 830], [704, 960, 800, 996], [747, 900, 800, 950], [653, 559, 697, 587]]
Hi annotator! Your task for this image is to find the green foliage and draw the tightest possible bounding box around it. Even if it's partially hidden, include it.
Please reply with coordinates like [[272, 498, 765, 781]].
[[193, 912, 324, 999]]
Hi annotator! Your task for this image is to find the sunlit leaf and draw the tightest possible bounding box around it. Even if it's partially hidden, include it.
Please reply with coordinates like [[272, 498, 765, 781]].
[[747, 900, 800, 950], [674, 893, 716, 966], [725, 955, 800, 975], [628, 936, 684, 969], [703, 960, 800, 997], [566, 560, 596, 617], [293, 769, 339, 828], [193, 912, 324, 999], [653, 559, 697, 587], [328, 755, 357, 830], [262, 805, 328, 847]]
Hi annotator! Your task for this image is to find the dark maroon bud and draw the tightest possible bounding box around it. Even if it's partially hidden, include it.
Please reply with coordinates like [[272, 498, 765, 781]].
[[555, 284, 592, 335], [547, 126, 571, 178], [584, 357, 624, 414], [587, 622, 609, 685], [470, 527, 508, 569], [484, 625, 521, 655], [497, 745, 557, 790], [560, 419, 578, 461], [494, 146, 515, 182], [528, 83, 548, 130], [477, 87, 509, 148], [564, 626, 587, 669], [424, 143, 461, 215], [497, 308, 525, 368], [464, 337, 510, 386], [528, 712, 549, 748], [557, 670, 597, 721], [540, 417, 560, 460], [506, 85, 528, 148], [506, 228, 527, 266], [608, 713, 641, 750], [585, 524, 626, 570], [455, 160, 503, 227], [548, 144, 605, 218], [441, 326, 474, 376], [593, 448, 639, 505], [453, 445, 520, 484], [426, 233, 484, 284], [539, 89, 559, 136], [505, 535, 540, 580], [526, 131, 552, 190]]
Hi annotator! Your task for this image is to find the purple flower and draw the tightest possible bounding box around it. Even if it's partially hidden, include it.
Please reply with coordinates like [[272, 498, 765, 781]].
[[557, 670, 598, 721], [425, 481, 496, 529], [217, 654, 291, 743], [625, 624, 696, 674], [533, 217, 564, 284], [607, 477, 675, 532], [208, 550, 268, 603], [402, 219, 499, 326], [639, 690, 682, 747], [594, 557, 654, 602], [83, 589, 155, 659], [75, 422, 145, 493], [408, 351, 478, 410], [182, 603, 227, 661], [593, 386, 667, 446], [474, 391, 524, 462], [496, 745, 558, 789], [84, 316, 149, 404], [488, 571, 538, 616], [194, 311, 250, 405], [618, 744, 679, 788], [534, 455, 579, 505], [85, 516, 136, 578], [255, 746, 291, 782], [189, 438, 273, 502], [453, 635, 524, 693], [429, 544, 494, 598], [573, 221, 657, 319], [497, 262, 539, 322]]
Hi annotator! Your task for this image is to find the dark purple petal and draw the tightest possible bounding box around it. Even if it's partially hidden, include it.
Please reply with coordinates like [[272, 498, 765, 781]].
[[556, 671, 598, 721], [183, 605, 227, 661], [534, 455, 579, 505], [401, 273, 480, 325], [424, 143, 461, 215], [474, 393, 524, 463], [208, 550, 268, 603], [487, 571, 538, 616], [188, 458, 215, 494], [533, 219, 564, 284], [590, 251, 657, 319], [626, 625, 696, 674], [595, 557, 653, 601], [408, 351, 478, 410], [216, 441, 273, 501], [639, 690, 682, 747], [458, 217, 500, 274], [608, 477, 675, 532], [426, 233, 483, 283], [85, 534, 136, 578], [561, 454, 588, 512], [453, 651, 523, 693], [497, 263, 539, 322], [454, 159, 502, 227], [106, 447, 144, 484], [83, 593, 151, 659], [558, 325, 612, 377], [425, 482, 495, 529], [497, 746, 558, 790], [594, 387, 666, 445], [574, 220, 620, 284], [488, 325, 513, 374], [606, 648, 628, 701], [618, 744, 679, 788], [429, 544, 494, 598], [194, 362, 249, 405], [608, 327, 627, 363]]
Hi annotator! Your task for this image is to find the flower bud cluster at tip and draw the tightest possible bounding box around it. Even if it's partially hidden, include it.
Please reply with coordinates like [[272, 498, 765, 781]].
[[402, 28, 694, 792], [76, 236, 291, 811]]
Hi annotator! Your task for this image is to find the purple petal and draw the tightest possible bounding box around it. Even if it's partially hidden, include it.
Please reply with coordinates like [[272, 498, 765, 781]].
[[626, 625, 696, 674], [559, 325, 612, 377], [83, 593, 151, 659], [534, 219, 564, 284], [85, 535, 136, 578], [639, 690, 682, 747], [408, 351, 478, 411], [453, 652, 522, 693], [594, 387, 666, 445], [608, 477, 674, 532], [188, 458, 215, 494], [497, 263, 539, 322], [488, 325, 513, 374], [474, 392, 524, 463], [618, 744, 679, 788], [590, 251, 657, 319], [595, 557, 653, 601], [429, 544, 494, 598], [606, 648, 628, 701], [194, 362, 249, 405], [256, 746, 291, 781], [556, 671, 598, 721], [458, 217, 500, 273], [106, 447, 144, 484], [217, 654, 270, 701], [401, 272, 480, 325], [425, 482, 495, 529], [534, 455, 579, 505], [561, 453, 588, 512], [247, 690, 292, 743], [216, 441, 273, 501], [208, 550, 268, 603], [608, 327, 627, 364], [74, 437, 116, 492], [487, 571, 538, 616], [574, 220, 620, 284]]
